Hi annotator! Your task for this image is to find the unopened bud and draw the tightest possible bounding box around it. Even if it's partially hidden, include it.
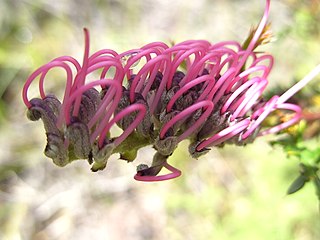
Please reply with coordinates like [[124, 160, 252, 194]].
[[154, 136, 178, 156], [27, 98, 60, 135], [77, 88, 100, 124], [45, 133, 69, 167], [67, 119, 91, 159], [91, 142, 115, 171]]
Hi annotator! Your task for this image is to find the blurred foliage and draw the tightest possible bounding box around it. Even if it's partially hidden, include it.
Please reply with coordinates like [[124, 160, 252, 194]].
[[0, 0, 320, 239], [285, 0, 320, 37], [270, 120, 320, 207]]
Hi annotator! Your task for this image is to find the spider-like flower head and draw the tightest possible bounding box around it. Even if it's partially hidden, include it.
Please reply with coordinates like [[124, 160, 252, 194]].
[[22, 0, 319, 181]]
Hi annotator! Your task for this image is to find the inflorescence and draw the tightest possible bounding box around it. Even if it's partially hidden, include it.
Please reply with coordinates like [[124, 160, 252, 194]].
[[22, 0, 320, 181]]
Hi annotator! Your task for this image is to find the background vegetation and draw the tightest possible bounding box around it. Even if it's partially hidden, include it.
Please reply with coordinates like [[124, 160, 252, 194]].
[[0, 0, 319, 239]]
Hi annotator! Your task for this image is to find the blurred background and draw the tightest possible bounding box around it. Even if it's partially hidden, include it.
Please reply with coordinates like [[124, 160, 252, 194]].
[[0, 0, 320, 239]]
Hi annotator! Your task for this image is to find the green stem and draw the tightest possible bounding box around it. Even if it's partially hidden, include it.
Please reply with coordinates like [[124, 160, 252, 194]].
[[112, 131, 153, 161]]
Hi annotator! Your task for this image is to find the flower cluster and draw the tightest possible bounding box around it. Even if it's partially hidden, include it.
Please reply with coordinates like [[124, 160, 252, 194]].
[[22, 0, 319, 181]]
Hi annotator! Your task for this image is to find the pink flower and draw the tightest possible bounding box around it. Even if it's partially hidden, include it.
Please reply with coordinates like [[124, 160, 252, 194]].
[[22, 0, 320, 181]]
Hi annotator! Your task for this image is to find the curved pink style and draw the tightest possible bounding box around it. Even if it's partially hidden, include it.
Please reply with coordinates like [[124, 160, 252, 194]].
[[160, 100, 214, 142], [98, 103, 147, 148]]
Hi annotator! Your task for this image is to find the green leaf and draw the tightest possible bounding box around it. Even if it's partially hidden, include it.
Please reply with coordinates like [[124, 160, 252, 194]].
[[287, 175, 308, 195], [313, 175, 320, 200]]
